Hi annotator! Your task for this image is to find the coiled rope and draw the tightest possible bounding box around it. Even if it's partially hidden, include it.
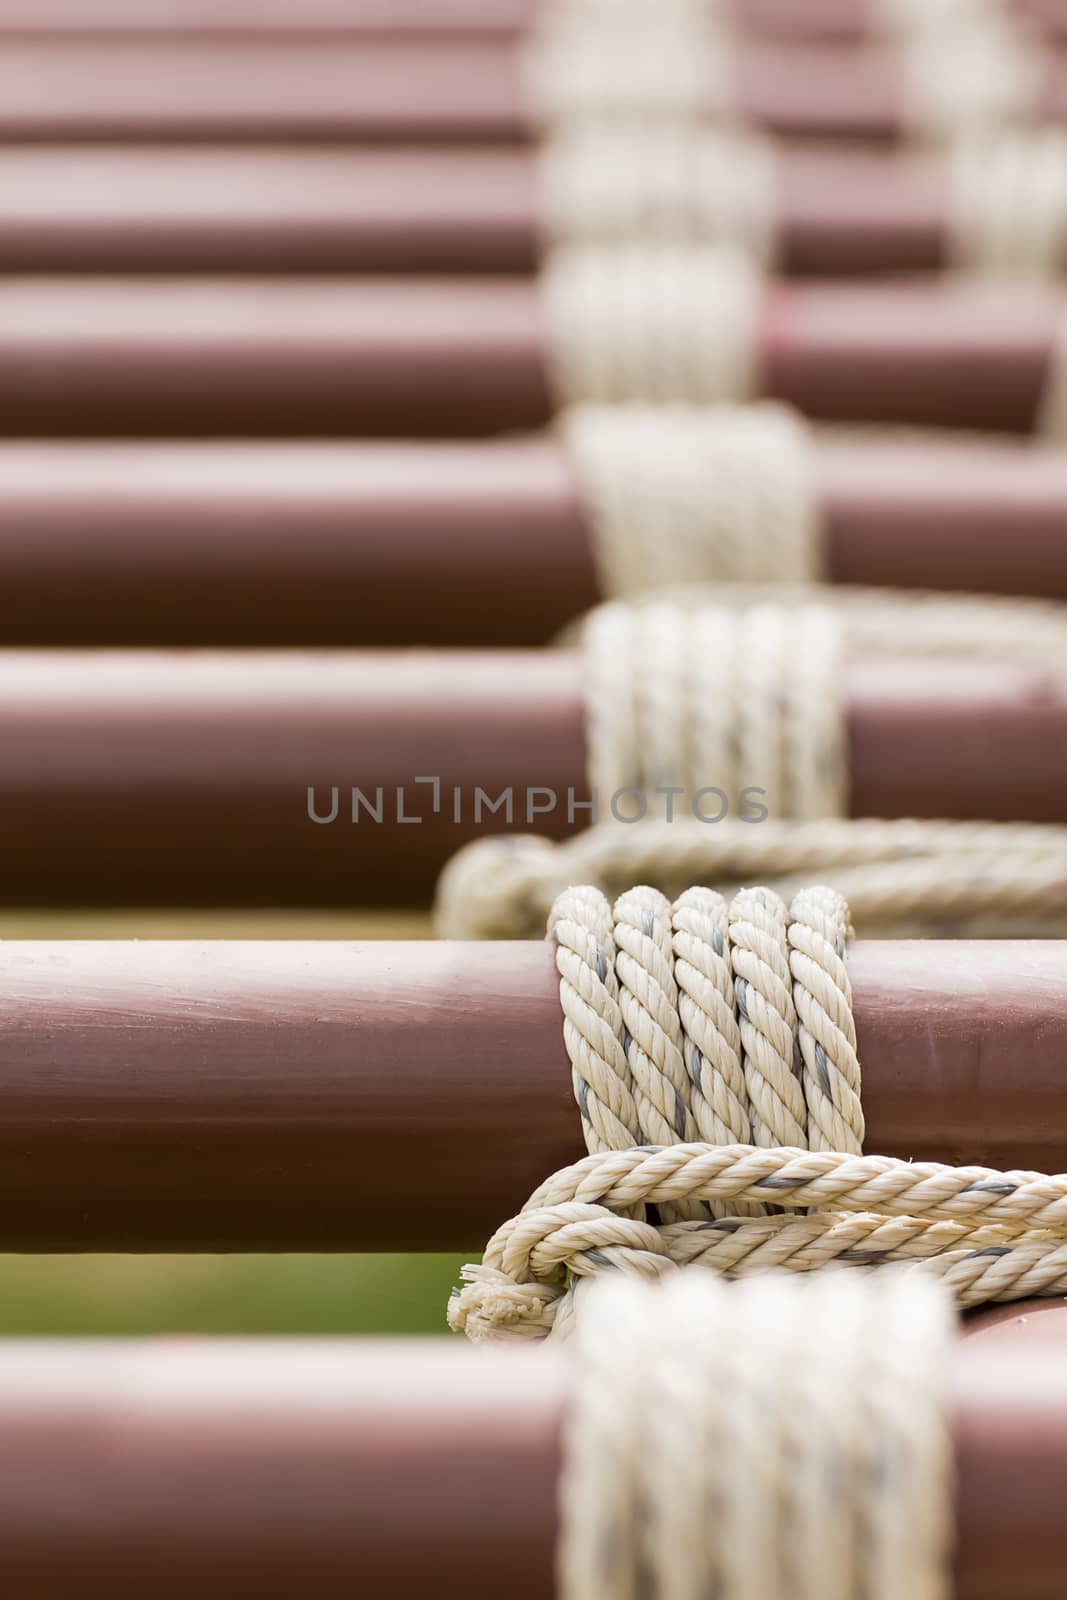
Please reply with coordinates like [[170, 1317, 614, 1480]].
[[540, 126, 778, 260], [561, 406, 818, 597], [448, 880, 1067, 1342], [434, 816, 1067, 940], [560, 1271, 952, 1600], [543, 244, 762, 406], [948, 128, 1067, 278], [525, 1, 1041, 137], [577, 590, 1066, 822]]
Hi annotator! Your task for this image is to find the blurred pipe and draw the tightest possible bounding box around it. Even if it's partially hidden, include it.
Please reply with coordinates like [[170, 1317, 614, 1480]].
[[0, 651, 1060, 904], [1, 35, 1066, 145], [0, 437, 1064, 649], [0, 1322, 1065, 1598], [0, 143, 950, 277], [0, 0, 1064, 45], [0, 937, 1063, 1247], [0, 276, 1053, 436]]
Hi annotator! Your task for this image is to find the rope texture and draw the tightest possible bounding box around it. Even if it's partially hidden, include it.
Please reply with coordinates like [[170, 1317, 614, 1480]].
[[434, 813, 1067, 939], [561, 405, 818, 598], [901, 13, 1045, 136], [542, 244, 762, 406], [560, 1271, 952, 1600], [540, 126, 778, 260], [448, 881, 1067, 1342], [948, 129, 1067, 278], [575, 588, 1067, 828], [583, 599, 846, 822], [524, 7, 728, 125]]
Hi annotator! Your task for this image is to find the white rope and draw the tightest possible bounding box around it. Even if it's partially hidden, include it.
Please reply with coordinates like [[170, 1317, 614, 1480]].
[[559, 1271, 953, 1600], [901, 15, 1045, 138], [524, 8, 729, 126], [560, 405, 820, 598], [542, 244, 763, 406], [947, 128, 1067, 278], [448, 878, 1067, 1343], [581, 599, 848, 822], [433, 816, 1067, 940], [540, 125, 778, 260]]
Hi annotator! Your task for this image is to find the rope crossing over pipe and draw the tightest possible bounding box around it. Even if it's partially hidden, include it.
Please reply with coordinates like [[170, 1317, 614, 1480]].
[[559, 1271, 953, 1600], [449, 881, 1067, 1341]]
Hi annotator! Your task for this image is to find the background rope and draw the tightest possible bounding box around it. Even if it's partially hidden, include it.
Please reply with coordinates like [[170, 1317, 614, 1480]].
[[581, 599, 847, 821], [449, 882, 1067, 1341], [559, 1272, 952, 1600], [576, 588, 1067, 829], [542, 244, 762, 406], [540, 126, 778, 259], [561, 405, 819, 598], [434, 816, 1067, 939], [524, 7, 729, 126], [947, 128, 1067, 277]]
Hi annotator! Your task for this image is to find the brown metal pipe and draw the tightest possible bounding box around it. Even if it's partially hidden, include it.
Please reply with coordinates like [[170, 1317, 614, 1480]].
[[0, 937, 1063, 1249], [0, 651, 1062, 904], [0, 276, 1055, 436], [0, 143, 949, 277], [0, 1328, 1062, 1598], [0, 435, 1065, 648], [0, 1328, 1063, 1599], [0, 35, 1065, 146], [0, 0, 1064, 48]]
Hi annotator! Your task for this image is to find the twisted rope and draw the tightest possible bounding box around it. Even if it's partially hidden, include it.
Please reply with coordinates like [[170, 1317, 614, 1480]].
[[948, 128, 1067, 278], [560, 1271, 952, 1600], [901, 12, 1044, 137], [523, 6, 729, 126], [542, 244, 762, 407], [560, 405, 819, 599], [582, 599, 847, 821], [575, 588, 1067, 828], [540, 126, 778, 260], [448, 880, 1067, 1341]]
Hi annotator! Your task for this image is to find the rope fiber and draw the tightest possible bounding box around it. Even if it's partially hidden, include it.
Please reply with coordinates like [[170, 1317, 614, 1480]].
[[449, 880, 1067, 1342]]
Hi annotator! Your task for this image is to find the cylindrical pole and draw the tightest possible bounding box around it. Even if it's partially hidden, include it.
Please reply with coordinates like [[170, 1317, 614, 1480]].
[[0, 437, 1064, 648], [0, 144, 952, 276], [0, 1326, 1064, 1597], [0, 937, 1062, 1249], [0, 36, 1064, 144], [0, 651, 1061, 902], [0, 277, 1055, 435]]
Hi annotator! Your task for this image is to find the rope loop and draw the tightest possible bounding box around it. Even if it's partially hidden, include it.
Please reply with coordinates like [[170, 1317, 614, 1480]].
[[448, 880, 1067, 1341], [559, 1270, 953, 1600]]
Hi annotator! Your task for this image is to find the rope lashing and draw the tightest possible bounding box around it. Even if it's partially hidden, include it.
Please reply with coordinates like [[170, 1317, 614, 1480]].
[[434, 816, 1067, 940], [542, 244, 762, 406], [576, 589, 1067, 824], [582, 599, 846, 821], [560, 406, 819, 598], [526, 1, 1042, 136], [523, 5, 731, 126], [540, 127, 778, 260], [948, 128, 1067, 278], [559, 1272, 953, 1600], [448, 881, 1067, 1342]]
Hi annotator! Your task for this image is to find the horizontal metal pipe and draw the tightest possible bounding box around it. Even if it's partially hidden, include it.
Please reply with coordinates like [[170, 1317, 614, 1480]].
[[0, 0, 1063, 45], [0, 651, 1061, 903], [0, 1323, 1063, 1597], [0, 276, 1054, 435], [0, 143, 951, 276], [0, 35, 1064, 145], [0, 436, 1064, 648], [0, 938, 1063, 1249]]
